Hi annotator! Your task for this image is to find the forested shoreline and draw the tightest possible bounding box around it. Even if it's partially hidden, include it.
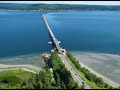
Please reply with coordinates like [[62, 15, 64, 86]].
[[1, 3, 120, 11]]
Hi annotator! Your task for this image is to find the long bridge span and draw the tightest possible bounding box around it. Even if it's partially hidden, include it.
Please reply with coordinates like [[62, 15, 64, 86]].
[[42, 13, 65, 54]]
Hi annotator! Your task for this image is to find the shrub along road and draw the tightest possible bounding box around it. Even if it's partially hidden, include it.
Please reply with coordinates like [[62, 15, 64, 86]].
[[58, 54, 91, 89]]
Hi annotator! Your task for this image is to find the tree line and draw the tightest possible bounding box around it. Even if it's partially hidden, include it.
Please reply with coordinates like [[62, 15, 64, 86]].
[[21, 51, 85, 89], [66, 51, 119, 89], [50, 51, 81, 89], [1, 3, 120, 11]]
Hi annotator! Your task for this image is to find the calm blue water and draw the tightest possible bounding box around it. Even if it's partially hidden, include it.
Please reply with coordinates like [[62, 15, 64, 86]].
[[0, 10, 51, 58], [45, 11, 120, 54], [0, 10, 120, 58]]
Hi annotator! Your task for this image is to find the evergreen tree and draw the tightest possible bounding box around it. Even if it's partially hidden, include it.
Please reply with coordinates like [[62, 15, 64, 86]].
[[81, 84, 86, 89], [61, 81, 66, 89], [55, 72, 61, 87]]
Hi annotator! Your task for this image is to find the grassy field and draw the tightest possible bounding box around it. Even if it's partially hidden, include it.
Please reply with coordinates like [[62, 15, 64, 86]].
[[0, 69, 35, 86]]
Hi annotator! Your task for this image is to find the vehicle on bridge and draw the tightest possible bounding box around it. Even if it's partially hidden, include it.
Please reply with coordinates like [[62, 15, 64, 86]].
[[48, 41, 52, 44]]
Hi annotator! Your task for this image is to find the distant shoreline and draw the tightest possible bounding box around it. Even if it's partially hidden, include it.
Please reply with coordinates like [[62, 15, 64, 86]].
[[1, 9, 120, 12]]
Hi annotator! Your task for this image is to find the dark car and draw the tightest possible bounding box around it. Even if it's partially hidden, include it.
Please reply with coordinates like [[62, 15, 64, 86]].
[[82, 82, 84, 85]]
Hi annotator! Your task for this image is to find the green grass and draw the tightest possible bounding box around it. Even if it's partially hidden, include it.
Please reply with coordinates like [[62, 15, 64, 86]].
[[0, 76, 22, 86], [66, 55, 104, 89], [0, 69, 35, 86]]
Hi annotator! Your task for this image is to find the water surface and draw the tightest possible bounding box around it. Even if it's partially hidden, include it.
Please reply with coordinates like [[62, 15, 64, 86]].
[[0, 10, 51, 58], [1, 10, 120, 58], [45, 11, 120, 54]]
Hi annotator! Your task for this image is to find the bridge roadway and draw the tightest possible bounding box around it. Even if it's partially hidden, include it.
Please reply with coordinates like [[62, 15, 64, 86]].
[[42, 14, 61, 53], [42, 13, 91, 89]]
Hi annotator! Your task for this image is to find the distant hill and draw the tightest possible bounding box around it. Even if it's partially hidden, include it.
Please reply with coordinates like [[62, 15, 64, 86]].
[[1, 3, 120, 11]]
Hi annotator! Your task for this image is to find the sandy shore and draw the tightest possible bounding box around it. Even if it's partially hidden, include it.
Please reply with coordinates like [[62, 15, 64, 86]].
[[76, 61, 119, 87], [0, 64, 42, 74], [72, 51, 120, 87], [0, 53, 45, 69]]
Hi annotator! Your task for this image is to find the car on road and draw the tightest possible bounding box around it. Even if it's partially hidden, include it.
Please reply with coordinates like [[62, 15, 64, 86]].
[[82, 82, 84, 85]]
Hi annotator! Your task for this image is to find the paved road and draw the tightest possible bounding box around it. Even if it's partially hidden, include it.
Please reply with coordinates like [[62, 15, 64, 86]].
[[58, 54, 91, 89]]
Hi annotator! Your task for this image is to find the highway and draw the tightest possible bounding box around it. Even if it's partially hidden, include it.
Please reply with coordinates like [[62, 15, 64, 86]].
[[58, 54, 91, 89]]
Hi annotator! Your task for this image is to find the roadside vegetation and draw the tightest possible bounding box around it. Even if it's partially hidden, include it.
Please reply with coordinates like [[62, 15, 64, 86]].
[[66, 51, 119, 89], [50, 51, 81, 89]]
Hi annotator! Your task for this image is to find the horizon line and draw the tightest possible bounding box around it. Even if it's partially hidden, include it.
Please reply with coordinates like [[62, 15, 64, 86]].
[[1, 1, 120, 5]]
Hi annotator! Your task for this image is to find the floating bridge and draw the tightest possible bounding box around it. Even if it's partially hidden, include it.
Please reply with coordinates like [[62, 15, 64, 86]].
[[42, 13, 63, 53]]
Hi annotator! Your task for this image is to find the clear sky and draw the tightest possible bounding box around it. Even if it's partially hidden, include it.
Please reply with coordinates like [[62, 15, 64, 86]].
[[1, 1, 120, 5]]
